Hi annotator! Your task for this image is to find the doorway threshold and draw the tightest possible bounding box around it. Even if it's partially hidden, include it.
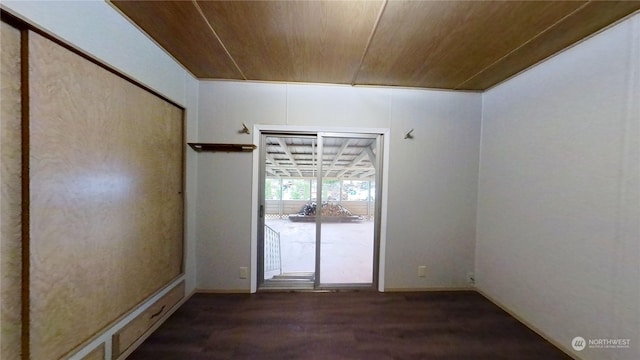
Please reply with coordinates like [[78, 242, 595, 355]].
[[260, 272, 315, 291]]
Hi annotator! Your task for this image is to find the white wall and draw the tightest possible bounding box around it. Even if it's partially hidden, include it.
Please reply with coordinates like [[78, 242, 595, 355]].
[[196, 81, 482, 291], [385, 89, 481, 289], [476, 13, 640, 360]]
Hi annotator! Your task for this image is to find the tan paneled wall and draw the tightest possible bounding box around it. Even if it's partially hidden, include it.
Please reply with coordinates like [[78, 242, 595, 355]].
[[0, 21, 23, 360], [28, 31, 184, 359]]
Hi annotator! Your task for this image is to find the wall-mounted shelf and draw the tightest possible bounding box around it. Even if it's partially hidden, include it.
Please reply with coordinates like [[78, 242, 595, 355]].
[[188, 143, 257, 152]]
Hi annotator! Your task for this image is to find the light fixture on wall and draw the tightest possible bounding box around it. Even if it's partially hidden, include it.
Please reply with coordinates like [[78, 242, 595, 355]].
[[239, 123, 250, 135], [404, 129, 414, 139]]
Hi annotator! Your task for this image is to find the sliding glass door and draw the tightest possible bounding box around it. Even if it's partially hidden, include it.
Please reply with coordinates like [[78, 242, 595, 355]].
[[316, 133, 379, 287], [258, 131, 382, 290]]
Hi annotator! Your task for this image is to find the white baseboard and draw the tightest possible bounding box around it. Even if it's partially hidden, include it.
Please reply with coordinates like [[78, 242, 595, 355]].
[[384, 286, 475, 292]]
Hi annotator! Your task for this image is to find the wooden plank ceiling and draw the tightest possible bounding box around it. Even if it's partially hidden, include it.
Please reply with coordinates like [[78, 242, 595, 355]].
[[110, 1, 640, 90]]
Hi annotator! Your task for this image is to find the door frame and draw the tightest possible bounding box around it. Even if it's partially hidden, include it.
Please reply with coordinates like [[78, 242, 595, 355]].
[[251, 125, 390, 293]]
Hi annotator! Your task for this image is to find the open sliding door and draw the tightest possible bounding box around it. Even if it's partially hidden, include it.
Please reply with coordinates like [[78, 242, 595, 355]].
[[259, 134, 318, 289]]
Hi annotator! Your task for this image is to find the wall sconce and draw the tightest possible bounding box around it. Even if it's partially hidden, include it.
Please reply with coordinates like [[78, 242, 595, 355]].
[[239, 123, 250, 135], [404, 129, 414, 139]]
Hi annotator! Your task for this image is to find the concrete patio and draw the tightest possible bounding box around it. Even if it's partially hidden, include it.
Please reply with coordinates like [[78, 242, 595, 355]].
[[265, 219, 374, 284]]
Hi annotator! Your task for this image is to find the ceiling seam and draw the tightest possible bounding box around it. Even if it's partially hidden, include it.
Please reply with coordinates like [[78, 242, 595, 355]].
[[351, 0, 388, 86], [192, 0, 248, 80], [453, 0, 592, 90]]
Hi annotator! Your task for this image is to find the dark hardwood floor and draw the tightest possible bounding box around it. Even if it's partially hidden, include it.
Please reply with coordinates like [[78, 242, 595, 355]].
[[128, 291, 572, 360]]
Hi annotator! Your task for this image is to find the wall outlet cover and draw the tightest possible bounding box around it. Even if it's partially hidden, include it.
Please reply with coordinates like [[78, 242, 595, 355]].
[[418, 265, 427, 277]]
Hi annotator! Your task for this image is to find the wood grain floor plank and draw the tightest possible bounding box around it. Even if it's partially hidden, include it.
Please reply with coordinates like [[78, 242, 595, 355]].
[[129, 291, 570, 359]]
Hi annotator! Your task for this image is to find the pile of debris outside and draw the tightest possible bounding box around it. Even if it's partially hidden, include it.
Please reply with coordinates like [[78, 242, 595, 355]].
[[289, 202, 363, 222]]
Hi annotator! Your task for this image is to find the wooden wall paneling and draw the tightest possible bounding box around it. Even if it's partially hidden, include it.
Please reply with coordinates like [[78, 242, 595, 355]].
[[28, 30, 184, 359], [0, 20, 23, 360], [110, 0, 243, 79], [456, 1, 640, 90], [196, 0, 383, 84], [357, 1, 586, 89]]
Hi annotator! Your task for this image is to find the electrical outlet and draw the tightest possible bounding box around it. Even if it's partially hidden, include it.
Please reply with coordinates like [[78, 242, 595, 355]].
[[418, 265, 427, 277], [239, 267, 249, 279], [467, 271, 475, 285]]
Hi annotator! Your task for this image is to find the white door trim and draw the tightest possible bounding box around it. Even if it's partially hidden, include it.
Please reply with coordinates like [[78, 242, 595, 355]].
[[250, 125, 390, 292]]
